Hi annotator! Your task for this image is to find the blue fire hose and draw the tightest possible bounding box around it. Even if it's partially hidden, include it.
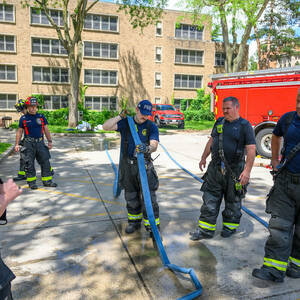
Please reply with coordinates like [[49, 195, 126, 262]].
[[105, 144, 122, 198], [105, 116, 203, 300], [159, 143, 269, 229]]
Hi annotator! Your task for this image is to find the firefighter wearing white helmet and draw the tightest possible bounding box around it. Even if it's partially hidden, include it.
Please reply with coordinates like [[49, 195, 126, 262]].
[[14, 97, 57, 189]]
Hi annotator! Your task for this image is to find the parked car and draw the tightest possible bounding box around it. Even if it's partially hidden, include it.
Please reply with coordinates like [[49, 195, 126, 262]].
[[148, 104, 185, 129]]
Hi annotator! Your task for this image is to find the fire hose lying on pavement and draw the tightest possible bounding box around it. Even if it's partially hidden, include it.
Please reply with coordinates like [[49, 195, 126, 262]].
[[105, 116, 203, 300], [158, 143, 269, 229]]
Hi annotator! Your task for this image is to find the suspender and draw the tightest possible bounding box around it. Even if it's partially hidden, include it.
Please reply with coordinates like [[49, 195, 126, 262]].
[[281, 111, 296, 161], [22, 116, 44, 136], [217, 118, 246, 191], [40, 117, 44, 135], [23, 119, 29, 135]]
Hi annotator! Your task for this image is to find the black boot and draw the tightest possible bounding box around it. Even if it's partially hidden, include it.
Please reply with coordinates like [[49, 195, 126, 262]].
[[13, 174, 26, 181], [221, 227, 236, 238], [43, 180, 57, 187], [29, 182, 38, 190], [189, 227, 214, 241], [286, 263, 300, 278], [0, 210, 7, 225], [252, 267, 284, 283], [125, 222, 141, 234]]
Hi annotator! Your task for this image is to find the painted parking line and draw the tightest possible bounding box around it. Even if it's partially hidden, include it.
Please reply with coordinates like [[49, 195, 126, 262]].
[[53, 179, 113, 186], [20, 185, 125, 206], [8, 210, 124, 225]]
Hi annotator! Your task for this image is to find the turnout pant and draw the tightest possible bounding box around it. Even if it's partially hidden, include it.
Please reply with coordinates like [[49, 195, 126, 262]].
[[23, 138, 52, 185], [263, 170, 300, 277], [17, 140, 26, 177], [120, 158, 159, 228], [198, 160, 245, 236]]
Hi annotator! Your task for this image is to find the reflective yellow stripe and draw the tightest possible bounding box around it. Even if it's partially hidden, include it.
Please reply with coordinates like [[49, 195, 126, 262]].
[[27, 176, 37, 182], [289, 256, 300, 267], [18, 171, 25, 175], [128, 213, 142, 220], [223, 222, 239, 230], [263, 257, 287, 271], [42, 176, 52, 181], [50, 167, 53, 171], [198, 220, 216, 231], [144, 218, 159, 226]]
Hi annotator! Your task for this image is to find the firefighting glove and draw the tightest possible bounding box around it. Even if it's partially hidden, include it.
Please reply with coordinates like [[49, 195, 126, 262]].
[[136, 143, 151, 154]]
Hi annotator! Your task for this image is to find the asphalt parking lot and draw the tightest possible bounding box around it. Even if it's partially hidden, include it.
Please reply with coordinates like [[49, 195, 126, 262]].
[[1, 129, 300, 299]]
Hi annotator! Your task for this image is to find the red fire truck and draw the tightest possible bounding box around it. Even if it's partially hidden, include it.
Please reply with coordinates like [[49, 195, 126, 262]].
[[209, 66, 300, 158]]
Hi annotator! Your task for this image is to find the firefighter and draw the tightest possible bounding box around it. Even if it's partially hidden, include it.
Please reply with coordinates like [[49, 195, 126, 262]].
[[190, 96, 256, 240], [13, 99, 27, 181], [14, 97, 57, 190], [103, 100, 160, 235], [252, 88, 300, 282], [13, 99, 54, 181]]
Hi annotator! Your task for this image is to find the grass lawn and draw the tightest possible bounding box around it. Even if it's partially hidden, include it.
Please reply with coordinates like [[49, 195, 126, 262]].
[[0, 142, 12, 155], [159, 120, 214, 132], [10, 120, 214, 134]]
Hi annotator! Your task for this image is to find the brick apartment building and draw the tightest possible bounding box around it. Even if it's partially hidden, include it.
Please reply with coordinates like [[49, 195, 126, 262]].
[[0, 0, 244, 122]]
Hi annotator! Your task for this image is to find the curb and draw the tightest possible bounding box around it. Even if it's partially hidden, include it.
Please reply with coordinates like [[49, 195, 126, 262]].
[[0, 144, 15, 164], [52, 132, 119, 138]]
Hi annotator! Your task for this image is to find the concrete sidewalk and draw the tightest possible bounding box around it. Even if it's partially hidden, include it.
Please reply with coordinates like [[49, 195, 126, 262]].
[[0, 131, 299, 299]]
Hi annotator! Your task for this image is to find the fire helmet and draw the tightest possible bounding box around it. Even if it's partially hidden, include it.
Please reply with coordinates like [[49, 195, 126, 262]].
[[25, 96, 38, 107], [15, 99, 26, 112]]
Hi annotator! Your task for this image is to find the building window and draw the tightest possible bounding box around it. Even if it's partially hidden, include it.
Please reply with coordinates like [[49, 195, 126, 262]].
[[155, 47, 162, 62], [31, 8, 64, 26], [85, 96, 117, 111], [154, 97, 161, 104], [0, 35, 15, 52], [32, 38, 67, 55], [215, 52, 226, 66], [156, 21, 162, 36], [32, 67, 69, 83], [0, 93, 16, 109], [174, 74, 202, 89], [84, 14, 118, 32], [84, 69, 118, 86], [0, 65, 16, 81], [175, 49, 203, 65], [174, 98, 192, 110], [175, 24, 203, 40], [43, 95, 68, 109], [155, 72, 162, 88], [0, 4, 14, 22], [84, 42, 118, 59]]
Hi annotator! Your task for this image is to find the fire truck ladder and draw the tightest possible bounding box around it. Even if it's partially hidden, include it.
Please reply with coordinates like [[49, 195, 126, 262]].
[[211, 66, 300, 81]]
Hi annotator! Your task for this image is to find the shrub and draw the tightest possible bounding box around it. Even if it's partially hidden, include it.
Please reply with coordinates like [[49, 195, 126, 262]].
[[181, 89, 215, 121]]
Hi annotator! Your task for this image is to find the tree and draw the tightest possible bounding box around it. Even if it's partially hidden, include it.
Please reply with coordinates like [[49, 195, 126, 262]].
[[185, 0, 270, 72], [251, 0, 300, 69], [248, 55, 258, 70], [21, 0, 166, 127]]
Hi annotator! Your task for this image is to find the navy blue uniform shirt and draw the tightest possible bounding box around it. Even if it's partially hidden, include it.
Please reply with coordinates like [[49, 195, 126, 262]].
[[19, 113, 48, 138], [211, 117, 256, 164], [117, 118, 159, 158], [273, 111, 300, 173]]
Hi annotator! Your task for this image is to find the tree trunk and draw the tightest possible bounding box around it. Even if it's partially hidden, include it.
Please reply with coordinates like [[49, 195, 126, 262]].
[[266, 0, 274, 69], [254, 25, 262, 70], [68, 55, 79, 127]]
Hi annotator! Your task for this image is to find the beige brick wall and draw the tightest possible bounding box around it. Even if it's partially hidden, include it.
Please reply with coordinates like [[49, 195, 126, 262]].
[[0, 0, 234, 121]]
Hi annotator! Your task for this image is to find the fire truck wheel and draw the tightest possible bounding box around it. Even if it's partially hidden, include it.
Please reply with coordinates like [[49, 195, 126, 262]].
[[155, 116, 161, 127], [255, 127, 273, 158]]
